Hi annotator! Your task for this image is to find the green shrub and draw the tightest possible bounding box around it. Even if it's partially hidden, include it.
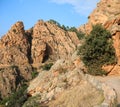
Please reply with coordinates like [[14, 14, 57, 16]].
[[0, 84, 28, 107], [78, 24, 116, 75], [42, 63, 53, 71], [67, 27, 85, 40], [48, 19, 61, 28], [31, 67, 38, 79], [48, 19, 85, 40]]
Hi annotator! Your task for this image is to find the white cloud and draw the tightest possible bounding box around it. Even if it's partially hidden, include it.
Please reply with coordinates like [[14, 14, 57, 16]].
[[50, 0, 100, 16]]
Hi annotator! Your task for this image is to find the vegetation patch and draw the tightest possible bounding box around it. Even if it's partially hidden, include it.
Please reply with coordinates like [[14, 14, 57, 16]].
[[0, 84, 28, 107], [78, 24, 116, 75], [31, 67, 38, 79], [42, 63, 53, 71], [48, 19, 85, 40]]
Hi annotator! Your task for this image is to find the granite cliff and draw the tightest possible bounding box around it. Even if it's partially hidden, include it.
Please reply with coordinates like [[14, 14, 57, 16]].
[[0, 0, 119, 106], [0, 20, 79, 100], [79, 0, 120, 75]]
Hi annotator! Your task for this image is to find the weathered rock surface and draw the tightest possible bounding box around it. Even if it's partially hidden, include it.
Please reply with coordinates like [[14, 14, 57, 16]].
[[79, 0, 120, 34], [96, 75, 120, 106], [0, 0, 119, 105], [0, 22, 33, 99], [27, 57, 117, 107], [49, 82, 104, 107], [0, 65, 32, 99], [0, 19, 80, 100], [32, 20, 79, 64], [27, 59, 99, 105], [0, 66, 22, 98], [0, 20, 79, 66], [0, 21, 30, 65], [79, 0, 120, 75], [103, 17, 120, 75]]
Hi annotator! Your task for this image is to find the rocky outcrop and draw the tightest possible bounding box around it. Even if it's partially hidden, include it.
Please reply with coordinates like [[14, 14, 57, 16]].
[[0, 65, 32, 99], [0, 20, 79, 66], [79, 0, 120, 34], [103, 17, 120, 75], [28, 60, 104, 107], [32, 20, 79, 64], [0, 21, 30, 65], [0, 22, 32, 99], [79, 0, 120, 75], [27, 57, 117, 107], [0, 66, 22, 98], [0, 20, 80, 99]]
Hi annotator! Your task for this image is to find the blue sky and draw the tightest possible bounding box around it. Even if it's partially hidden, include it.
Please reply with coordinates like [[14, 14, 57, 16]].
[[0, 0, 99, 36]]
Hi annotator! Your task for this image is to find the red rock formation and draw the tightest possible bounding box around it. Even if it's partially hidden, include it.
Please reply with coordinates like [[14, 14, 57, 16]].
[[79, 0, 120, 34], [104, 17, 120, 75], [79, 0, 120, 75], [32, 20, 79, 64], [0, 21, 30, 65], [0, 20, 80, 98], [0, 22, 32, 98]]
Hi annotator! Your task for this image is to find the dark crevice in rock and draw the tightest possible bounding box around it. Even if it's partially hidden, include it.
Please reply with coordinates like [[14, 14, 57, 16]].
[[25, 28, 33, 64], [14, 66, 25, 87], [42, 43, 52, 63]]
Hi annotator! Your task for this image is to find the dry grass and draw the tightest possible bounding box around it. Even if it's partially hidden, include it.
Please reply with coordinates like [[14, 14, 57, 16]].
[[49, 81, 104, 107]]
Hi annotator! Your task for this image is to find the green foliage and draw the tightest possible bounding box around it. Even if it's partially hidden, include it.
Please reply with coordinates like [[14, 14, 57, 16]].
[[31, 68, 38, 79], [0, 84, 28, 107], [22, 95, 41, 107], [78, 24, 116, 75], [42, 63, 53, 71], [68, 27, 85, 40], [48, 19, 85, 40], [48, 19, 61, 27]]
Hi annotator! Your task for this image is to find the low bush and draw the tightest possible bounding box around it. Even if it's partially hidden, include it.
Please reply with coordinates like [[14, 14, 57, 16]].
[[0, 84, 28, 107], [67, 27, 85, 40], [78, 24, 116, 75], [31, 67, 38, 79], [42, 63, 53, 71]]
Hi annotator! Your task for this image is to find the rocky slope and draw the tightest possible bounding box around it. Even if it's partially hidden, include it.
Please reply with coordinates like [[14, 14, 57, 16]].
[[0, 0, 119, 106], [79, 0, 120, 34], [31, 20, 79, 64], [0, 21, 30, 65], [0, 20, 79, 99], [26, 56, 117, 107], [79, 0, 120, 75], [0, 22, 32, 99]]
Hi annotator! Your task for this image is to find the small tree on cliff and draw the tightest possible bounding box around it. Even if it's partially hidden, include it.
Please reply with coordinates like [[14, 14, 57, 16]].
[[78, 24, 116, 75]]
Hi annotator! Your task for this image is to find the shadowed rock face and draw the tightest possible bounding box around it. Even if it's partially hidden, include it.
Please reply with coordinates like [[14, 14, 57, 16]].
[[0, 67, 21, 98]]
